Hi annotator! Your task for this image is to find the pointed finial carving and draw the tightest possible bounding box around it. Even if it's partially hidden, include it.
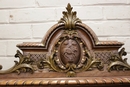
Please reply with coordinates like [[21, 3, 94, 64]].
[[59, 3, 82, 30]]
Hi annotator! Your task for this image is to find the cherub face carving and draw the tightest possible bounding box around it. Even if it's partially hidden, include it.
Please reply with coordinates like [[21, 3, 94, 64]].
[[60, 39, 80, 65]]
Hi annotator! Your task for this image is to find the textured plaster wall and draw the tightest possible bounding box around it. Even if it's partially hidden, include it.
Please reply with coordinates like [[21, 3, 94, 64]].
[[0, 0, 130, 70]]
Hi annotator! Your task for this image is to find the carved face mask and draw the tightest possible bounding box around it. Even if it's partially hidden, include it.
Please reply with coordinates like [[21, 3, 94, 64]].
[[60, 39, 80, 64]]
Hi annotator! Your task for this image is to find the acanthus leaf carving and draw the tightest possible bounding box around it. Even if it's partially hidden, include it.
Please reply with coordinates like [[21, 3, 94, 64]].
[[0, 50, 34, 74], [0, 3, 129, 78], [42, 30, 103, 77], [108, 48, 130, 71], [58, 3, 82, 30]]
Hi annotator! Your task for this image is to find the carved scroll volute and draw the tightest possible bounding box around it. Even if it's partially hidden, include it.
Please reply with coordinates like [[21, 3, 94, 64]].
[[59, 3, 82, 30]]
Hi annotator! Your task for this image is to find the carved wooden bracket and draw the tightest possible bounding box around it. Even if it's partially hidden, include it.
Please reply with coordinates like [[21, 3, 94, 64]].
[[0, 3, 130, 77]]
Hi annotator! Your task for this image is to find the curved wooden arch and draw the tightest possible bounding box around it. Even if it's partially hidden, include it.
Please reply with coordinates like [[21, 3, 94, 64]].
[[0, 3, 130, 87], [17, 22, 123, 51]]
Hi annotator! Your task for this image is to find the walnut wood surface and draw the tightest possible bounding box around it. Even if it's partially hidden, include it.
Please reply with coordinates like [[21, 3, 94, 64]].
[[0, 3, 130, 87]]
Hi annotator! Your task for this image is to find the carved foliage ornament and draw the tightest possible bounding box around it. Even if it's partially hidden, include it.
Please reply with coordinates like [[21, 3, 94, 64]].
[[0, 3, 130, 77], [58, 3, 82, 30], [43, 30, 103, 77], [108, 48, 130, 71], [39, 4, 103, 76], [0, 50, 34, 74]]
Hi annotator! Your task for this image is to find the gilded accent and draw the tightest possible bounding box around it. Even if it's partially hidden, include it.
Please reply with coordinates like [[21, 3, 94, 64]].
[[0, 50, 34, 74], [108, 48, 130, 71], [41, 30, 103, 77], [59, 3, 82, 29]]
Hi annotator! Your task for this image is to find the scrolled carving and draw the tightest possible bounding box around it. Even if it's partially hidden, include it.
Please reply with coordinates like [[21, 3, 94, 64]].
[[0, 50, 34, 74], [42, 30, 103, 77], [58, 3, 82, 30], [108, 48, 130, 71]]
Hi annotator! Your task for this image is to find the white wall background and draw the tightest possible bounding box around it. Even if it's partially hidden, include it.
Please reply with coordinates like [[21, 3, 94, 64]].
[[0, 0, 130, 70]]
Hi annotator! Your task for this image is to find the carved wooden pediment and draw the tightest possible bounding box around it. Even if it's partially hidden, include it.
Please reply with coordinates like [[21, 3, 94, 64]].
[[0, 3, 130, 87]]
